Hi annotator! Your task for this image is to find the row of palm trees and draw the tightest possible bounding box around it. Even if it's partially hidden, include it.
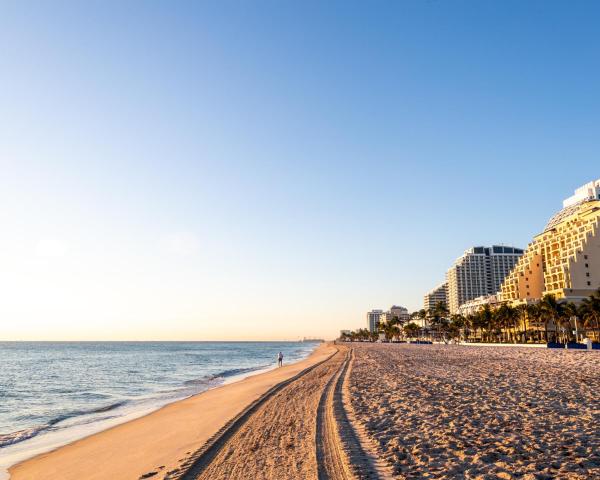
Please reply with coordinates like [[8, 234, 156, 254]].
[[340, 289, 600, 344]]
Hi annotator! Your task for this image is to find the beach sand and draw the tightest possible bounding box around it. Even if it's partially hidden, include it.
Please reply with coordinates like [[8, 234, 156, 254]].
[[192, 347, 348, 480], [11, 343, 599, 479], [9, 343, 336, 480], [348, 344, 600, 479]]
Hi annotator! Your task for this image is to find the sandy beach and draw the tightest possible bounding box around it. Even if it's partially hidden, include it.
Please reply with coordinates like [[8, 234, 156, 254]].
[[9, 343, 336, 480], [348, 344, 600, 479], [9, 343, 600, 480]]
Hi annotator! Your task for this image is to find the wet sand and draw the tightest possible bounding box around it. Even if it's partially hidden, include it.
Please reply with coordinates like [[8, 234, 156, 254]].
[[191, 348, 348, 480], [348, 343, 600, 479], [11, 343, 598, 480], [9, 343, 336, 480]]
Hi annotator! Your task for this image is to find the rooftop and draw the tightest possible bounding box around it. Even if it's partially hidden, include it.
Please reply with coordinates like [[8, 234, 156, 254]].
[[562, 178, 600, 208], [545, 179, 600, 232]]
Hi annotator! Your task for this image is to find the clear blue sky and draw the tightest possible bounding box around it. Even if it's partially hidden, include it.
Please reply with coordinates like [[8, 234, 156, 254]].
[[1, 1, 598, 339]]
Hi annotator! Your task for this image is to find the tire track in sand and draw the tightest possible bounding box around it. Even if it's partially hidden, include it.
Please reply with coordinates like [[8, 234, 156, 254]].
[[316, 348, 354, 479], [158, 346, 379, 480]]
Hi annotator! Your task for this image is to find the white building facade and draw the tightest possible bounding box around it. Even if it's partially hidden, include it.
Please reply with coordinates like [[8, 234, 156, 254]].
[[456, 294, 501, 317], [366, 309, 384, 333], [446, 246, 523, 314], [562, 178, 600, 208], [389, 305, 410, 323], [423, 283, 447, 312]]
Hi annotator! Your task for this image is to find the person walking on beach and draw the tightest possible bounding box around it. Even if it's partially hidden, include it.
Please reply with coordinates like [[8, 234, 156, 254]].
[[277, 351, 283, 367]]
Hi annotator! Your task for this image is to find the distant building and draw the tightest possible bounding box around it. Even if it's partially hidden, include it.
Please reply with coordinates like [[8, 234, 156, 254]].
[[446, 246, 523, 314], [389, 305, 410, 323], [376, 306, 411, 328], [366, 309, 384, 333], [423, 283, 447, 312], [456, 294, 500, 317], [501, 179, 600, 305], [411, 312, 429, 329]]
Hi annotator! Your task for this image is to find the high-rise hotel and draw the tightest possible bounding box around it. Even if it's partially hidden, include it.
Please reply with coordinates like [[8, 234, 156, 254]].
[[446, 246, 524, 314], [366, 306, 410, 333], [423, 283, 448, 311], [366, 310, 384, 333], [500, 179, 600, 304]]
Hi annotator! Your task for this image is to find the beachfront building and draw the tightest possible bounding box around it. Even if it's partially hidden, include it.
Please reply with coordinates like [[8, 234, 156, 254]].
[[370, 306, 410, 332], [423, 283, 447, 312], [339, 330, 351, 340], [389, 305, 410, 323], [562, 178, 600, 207], [456, 294, 501, 317], [366, 309, 384, 333], [446, 246, 524, 314], [500, 179, 600, 305], [410, 311, 429, 329]]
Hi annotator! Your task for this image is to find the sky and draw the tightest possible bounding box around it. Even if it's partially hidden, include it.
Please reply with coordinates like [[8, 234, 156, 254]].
[[1, 1, 599, 340]]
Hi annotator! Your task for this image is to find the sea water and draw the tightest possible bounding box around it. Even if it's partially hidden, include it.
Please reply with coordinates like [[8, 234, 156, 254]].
[[0, 341, 316, 477]]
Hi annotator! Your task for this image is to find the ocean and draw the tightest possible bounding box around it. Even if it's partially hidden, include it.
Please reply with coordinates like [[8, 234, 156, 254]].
[[0, 341, 316, 478]]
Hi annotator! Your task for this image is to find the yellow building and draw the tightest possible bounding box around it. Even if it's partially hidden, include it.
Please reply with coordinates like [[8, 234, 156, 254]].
[[501, 180, 600, 304]]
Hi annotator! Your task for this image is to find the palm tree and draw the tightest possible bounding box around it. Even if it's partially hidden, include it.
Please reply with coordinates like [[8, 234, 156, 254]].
[[539, 294, 565, 343], [562, 302, 581, 343], [403, 322, 420, 340], [391, 315, 403, 327], [449, 314, 466, 342], [497, 304, 520, 343], [525, 303, 543, 343], [477, 304, 494, 342], [460, 314, 473, 342], [357, 328, 370, 342], [410, 309, 428, 340], [391, 324, 402, 342], [429, 301, 449, 342], [580, 288, 600, 342], [514, 304, 530, 343], [380, 320, 393, 342], [492, 305, 509, 342]]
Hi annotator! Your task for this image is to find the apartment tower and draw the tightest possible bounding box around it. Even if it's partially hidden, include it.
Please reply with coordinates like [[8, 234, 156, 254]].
[[423, 283, 448, 312], [366, 310, 384, 333], [446, 246, 524, 314]]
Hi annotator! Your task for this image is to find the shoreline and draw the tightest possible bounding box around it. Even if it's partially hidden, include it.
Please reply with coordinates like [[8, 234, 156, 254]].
[[6, 342, 333, 480], [0, 361, 277, 480]]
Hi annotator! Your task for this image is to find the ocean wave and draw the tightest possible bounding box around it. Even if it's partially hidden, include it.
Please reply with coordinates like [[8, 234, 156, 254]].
[[78, 392, 112, 400], [0, 426, 46, 448], [86, 401, 128, 415], [218, 365, 269, 378], [182, 376, 217, 386], [1, 343, 313, 452], [182, 365, 269, 387], [0, 400, 129, 449]]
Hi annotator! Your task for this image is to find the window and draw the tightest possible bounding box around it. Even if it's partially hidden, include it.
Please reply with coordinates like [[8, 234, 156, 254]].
[[586, 263, 589, 268], [587, 273, 590, 277], [588, 281, 591, 286], [584, 255, 588, 259]]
